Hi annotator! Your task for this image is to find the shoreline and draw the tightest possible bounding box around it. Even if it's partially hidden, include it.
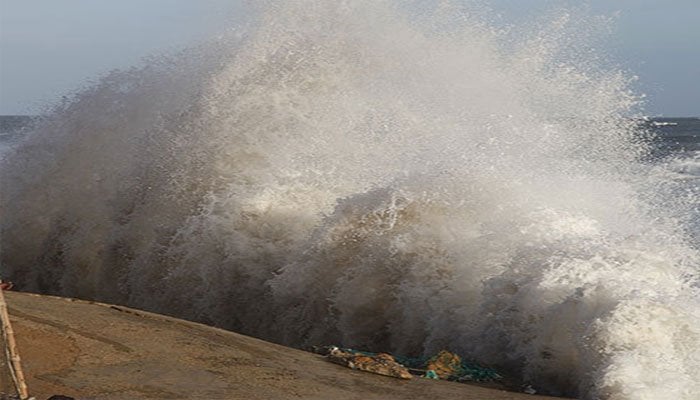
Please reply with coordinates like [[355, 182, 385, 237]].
[[4, 291, 569, 399]]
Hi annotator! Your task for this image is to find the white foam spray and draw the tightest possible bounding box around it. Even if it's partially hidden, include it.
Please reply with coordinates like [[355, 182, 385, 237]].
[[2, 2, 699, 398]]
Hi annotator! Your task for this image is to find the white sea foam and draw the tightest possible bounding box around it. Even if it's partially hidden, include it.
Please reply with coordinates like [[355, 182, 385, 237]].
[[1, 2, 699, 398], [667, 151, 700, 178]]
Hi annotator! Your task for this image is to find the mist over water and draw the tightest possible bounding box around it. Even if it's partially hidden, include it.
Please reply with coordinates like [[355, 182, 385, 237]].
[[2, 2, 699, 398]]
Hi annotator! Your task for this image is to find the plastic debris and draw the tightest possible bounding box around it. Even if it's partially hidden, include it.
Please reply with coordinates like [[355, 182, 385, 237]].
[[316, 346, 502, 384], [423, 350, 503, 382], [326, 346, 412, 379], [424, 370, 439, 379], [425, 350, 463, 380], [393, 352, 502, 383]]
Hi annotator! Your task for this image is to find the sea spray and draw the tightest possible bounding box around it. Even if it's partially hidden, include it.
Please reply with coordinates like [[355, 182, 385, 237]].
[[1, 1, 699, 398]]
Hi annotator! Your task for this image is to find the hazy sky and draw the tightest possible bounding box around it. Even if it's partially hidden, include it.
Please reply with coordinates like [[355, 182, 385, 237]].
[[1, 0, 698, 116]]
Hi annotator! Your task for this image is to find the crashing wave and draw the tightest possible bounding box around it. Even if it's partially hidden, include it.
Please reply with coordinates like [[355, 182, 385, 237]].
[[1, 2, 699, 399]]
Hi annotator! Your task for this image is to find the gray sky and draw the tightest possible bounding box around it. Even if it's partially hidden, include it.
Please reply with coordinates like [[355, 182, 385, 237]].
[[1, 0, 698, 116]]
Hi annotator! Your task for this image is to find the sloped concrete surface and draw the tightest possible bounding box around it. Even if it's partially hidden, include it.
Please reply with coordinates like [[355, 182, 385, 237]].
[[6, 292, 567, 400]]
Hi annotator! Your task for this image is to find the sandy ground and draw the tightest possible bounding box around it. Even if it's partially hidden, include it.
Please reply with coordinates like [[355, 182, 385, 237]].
[[4, 291, 568, 400]]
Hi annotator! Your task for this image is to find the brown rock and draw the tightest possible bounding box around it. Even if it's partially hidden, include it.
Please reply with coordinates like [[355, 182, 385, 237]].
[[426, 350, 463, 380], [327, 347, 412, 379]]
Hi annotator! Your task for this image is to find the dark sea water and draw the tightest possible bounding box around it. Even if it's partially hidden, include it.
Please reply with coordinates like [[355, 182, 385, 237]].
[[648, 117, 700, 158]]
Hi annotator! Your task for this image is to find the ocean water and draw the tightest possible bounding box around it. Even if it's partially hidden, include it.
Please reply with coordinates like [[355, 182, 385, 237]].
[[1, 2, 699, 399]]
